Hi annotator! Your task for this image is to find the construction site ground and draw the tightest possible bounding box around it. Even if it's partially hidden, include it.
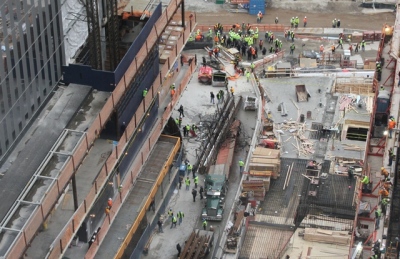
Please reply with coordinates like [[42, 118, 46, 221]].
[[143, 49, 257, 259], [0, 2, 395, 259]]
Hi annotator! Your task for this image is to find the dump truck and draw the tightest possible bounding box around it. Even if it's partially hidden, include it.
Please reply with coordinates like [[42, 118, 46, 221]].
[[202, 164, 228, 221], [295, 84, 310, 102]]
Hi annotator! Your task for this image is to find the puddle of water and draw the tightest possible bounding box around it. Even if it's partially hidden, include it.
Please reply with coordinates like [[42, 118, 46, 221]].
[[5, 203, 36, 230], [40, 154, 68, 178]]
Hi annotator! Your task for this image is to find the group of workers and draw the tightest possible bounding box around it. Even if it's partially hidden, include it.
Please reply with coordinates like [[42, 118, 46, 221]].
[[288, 16, 308, 28]]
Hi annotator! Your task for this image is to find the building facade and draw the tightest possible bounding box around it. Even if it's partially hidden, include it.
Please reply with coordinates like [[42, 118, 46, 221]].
[[0, 0, 65, 161]]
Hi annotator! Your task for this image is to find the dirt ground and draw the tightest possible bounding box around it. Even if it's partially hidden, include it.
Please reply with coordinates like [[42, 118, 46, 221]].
[[195, 8, 394, 31]]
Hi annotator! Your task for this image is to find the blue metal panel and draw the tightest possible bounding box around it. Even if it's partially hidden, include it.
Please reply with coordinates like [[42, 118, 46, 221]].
[[118, 55, 159, 125], [118, 97, 159, 179], [61, 3, 162, 90], [113, 4, 162, 84], [62, 64, 115, 91]]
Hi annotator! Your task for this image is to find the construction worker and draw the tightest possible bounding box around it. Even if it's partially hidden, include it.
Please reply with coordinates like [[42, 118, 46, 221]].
[[187, 163, 193, 177], [176, 243, 182, 257], [361, 175, 370, 185], [379, 188, 389, 198], [246, 71, 251, 82], [337, 19, 341, 28], [257, 11, 263, 23], [178, 105, 184, 117], [185, 177, 191, 190], [337, 37, 343, 49], [258, 39, 263, 51], [319, 44, 324, 54], [290, 17, 294, 28], [210, 91, 215, 104], [361, 40, 366, 52], [355, 43, 359, 53], [192, 188, 197, 202], [331, 44, 336, 54], [381, 167, 389, 179], [194, 175, 199, 188], [388, 117, 396, 138], [149, 199, 155, 212], [170, 87, 176, 98], [290, 44, 295, 55], [388, 148, 395, 166], [381, 198, 389, 215], [142, 88, 148, 98], [375, 208, 382, 229], [170, 214, 177, 228], [332, 18, 337, 28], [303, 16, 307, 27], [183, 124, 188, 137], [178, 116, 182, 128], [185, 124, 190, 137], [294, 16, 299, 28], [177, 211, 184, 225], [107, 198, 113, 208], [250, 62, 255, 72], [219, 89, 225, 102], [157, 218, 163, 233], [275, 17, 279, 24], [168, 208, 173, 219], [202, 219, 208, 230], [254, 27, 259, 43], [105, 206, 110, 216], [291, 31, 295, 42], [239, 159, 245, 173], [383, 178, 392, 191], [230, 86, 234, 96], [200, 186, 204, 200]]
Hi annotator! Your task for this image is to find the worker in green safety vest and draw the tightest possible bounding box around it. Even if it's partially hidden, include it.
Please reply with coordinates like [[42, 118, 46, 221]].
[[361, 175, 370, 184], [142, 88, 148, 97], [239, 160, 245, 173], [202, 219, 207, 230]]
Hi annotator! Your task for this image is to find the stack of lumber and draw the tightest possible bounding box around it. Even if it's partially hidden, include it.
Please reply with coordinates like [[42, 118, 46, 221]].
[[242, 180, 266, 201], [249, 147, 280, 179], [303, 228, 351, 245]]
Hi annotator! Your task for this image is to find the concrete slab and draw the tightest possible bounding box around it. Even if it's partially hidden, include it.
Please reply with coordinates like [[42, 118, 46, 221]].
[[25, 90, 112, 258], [95, 140, 175, 259], [0, 84, 91, 222]]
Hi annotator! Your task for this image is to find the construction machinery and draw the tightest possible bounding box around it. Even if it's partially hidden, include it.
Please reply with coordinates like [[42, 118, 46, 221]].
[[202, 164, 228, 221], [198, 66, 213, 84], [180, 229, 214, 259], [212, 70, 228, 87]]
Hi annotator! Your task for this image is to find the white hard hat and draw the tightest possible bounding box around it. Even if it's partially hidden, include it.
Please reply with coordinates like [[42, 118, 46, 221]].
[[108, 198, 112, 200]]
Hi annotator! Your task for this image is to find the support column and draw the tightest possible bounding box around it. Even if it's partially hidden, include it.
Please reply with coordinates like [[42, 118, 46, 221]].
[[181, 1, 185, 28], [72, 175, 79, 211]]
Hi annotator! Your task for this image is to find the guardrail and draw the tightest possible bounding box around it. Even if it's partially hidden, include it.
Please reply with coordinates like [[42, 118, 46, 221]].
[[83, 61, 196, 259]]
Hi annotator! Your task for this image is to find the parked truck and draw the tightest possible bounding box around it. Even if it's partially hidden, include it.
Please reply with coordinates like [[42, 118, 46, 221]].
[[202, 164, 228, 221]]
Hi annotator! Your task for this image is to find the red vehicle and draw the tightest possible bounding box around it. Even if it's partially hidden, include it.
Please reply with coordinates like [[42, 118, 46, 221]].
[[198, 66, 213, 84]]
